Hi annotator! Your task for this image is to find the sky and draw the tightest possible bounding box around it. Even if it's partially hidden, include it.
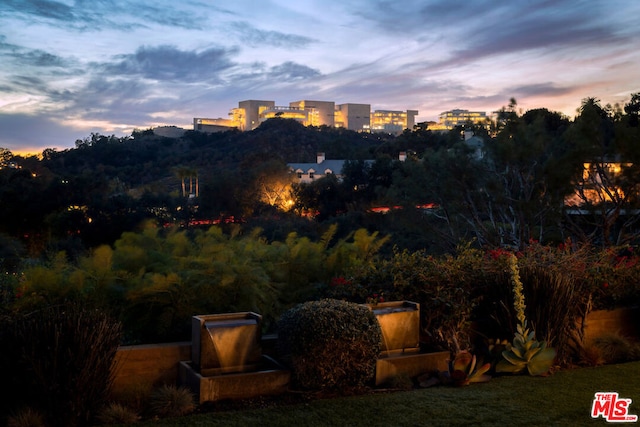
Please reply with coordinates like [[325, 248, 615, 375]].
[[1, 0, 639, 154]]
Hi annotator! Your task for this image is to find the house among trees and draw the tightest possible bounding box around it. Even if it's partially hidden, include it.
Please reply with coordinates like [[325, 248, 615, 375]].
[[287, 152, 355, 184], [287, 152, 408, 184]]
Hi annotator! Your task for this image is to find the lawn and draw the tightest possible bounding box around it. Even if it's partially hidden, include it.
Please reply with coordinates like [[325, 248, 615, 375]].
[[120, 361, 640, 426]]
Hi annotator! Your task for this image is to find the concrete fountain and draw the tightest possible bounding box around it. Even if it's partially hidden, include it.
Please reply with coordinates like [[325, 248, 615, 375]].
[[366, 301, 450, 385], [178, 304, 448, 401], [179, 312, 290, 403]]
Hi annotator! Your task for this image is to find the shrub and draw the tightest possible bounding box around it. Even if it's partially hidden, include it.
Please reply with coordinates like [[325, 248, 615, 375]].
[[276, 298, 382, 392], [477, 252, 591, 367], [6, 407, 46, 427], [3, 303, 122, 427], [517, 266, 588, 365], [96, 403, 140, 425], [578, 342, 606, 367], [109, 382, 153, 416], [331, 244, 491, 353], [381, 373, 414, 390], [147, 385, 196, 418], [592, 334, 639, 364], [515, 241, 640, 310]]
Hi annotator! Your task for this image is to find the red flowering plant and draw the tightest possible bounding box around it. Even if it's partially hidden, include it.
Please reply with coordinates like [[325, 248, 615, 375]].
[[324, 275, 371, 303], [584, 245, 640, 309], [478, 240, 597, 366], [321, 244, 485, 353], [329, 276, 351, 287], [481, 239, 639, 363], [365, 292, 385, 305]]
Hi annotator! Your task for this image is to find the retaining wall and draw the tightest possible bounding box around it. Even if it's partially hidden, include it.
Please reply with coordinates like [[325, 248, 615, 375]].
[[110, 308, 639, 396], [582, 307, 639, 343]]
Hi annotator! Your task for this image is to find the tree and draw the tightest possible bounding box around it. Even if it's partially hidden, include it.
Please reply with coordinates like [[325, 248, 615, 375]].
[[187, 167, 198, 197], [624, 92, 640, 127], [172, 165, 196, 198], [420, 105, 574, 249], [484, 108, 573, 246], [420, 140, 494, 247], [341, 159, 374, 208], [252, 161, 295, 211], [564, 97, 640, 246], [292, 175, 345, 220], [494, 97, 519, 134]]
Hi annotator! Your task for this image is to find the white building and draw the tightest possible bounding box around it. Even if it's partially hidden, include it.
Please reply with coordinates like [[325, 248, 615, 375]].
[[287, 153, 348, 184], [195, 99, 418, 134]]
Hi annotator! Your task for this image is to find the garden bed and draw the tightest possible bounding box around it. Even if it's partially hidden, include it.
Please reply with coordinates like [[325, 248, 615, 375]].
[[110, 307, 639, 398]]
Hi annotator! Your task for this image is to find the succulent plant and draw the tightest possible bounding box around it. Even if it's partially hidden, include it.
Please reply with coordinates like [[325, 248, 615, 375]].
[[496, 321, 556, 376], [450, 350, 492, 386]]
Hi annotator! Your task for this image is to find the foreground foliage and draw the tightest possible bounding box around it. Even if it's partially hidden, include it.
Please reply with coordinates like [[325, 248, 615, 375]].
[[327, 239, 639, 364], [0, 303, 122, 427], [7, 224, 387, 344]]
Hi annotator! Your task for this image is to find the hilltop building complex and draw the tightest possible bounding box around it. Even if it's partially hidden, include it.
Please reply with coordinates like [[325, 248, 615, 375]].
[[194, 99, 418, 135], [428, 109, 492, 131]]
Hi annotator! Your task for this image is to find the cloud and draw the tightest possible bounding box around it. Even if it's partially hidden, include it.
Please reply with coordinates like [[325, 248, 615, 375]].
[[268, 62, 322, 80], [447, 3, 625, 63], [2, 0, 639, 152], [352, 0, 634, 69], [0, 43, 80, 87], [505, 83, 576, 99], [0, 35, 14, 49], [229, 21, 316, 48], [13, 49, 70, 68], [101, 45, 238, 83], [9, 75, 50, 92], [352, 0, 492, 32], [0, 112, 88, 152], [118, 1, 215, 30], [74, 77, 151, 108], [0, 0, 222, 31], [0, 0, 75, 22]]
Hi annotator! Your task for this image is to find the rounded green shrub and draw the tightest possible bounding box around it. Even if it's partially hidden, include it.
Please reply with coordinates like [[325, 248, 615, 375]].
[[276, 298, 382, 392]]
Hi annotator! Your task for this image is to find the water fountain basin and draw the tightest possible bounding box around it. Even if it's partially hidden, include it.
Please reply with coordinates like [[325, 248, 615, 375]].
[[366, 301, 420, 356], [191, 312, 262, 376], [179, 355, 291, 403]]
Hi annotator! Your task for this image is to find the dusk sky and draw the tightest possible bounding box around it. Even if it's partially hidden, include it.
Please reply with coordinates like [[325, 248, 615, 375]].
[[1, 0, 639, 154]]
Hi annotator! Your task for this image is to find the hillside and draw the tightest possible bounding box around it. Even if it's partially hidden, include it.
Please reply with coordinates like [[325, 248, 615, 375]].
[[1, 119, 418, 264]]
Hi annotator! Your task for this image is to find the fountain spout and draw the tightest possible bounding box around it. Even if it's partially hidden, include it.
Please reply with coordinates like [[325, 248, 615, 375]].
[[191, 312, 262, 376]]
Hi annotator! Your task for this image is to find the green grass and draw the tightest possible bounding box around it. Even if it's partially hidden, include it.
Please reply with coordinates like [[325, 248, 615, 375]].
[[117, 362, 640, 427]]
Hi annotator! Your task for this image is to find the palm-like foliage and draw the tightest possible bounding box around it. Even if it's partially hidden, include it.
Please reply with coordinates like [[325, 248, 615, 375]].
[[450, 350, 492, 386], [496, 321, 556, 376]]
